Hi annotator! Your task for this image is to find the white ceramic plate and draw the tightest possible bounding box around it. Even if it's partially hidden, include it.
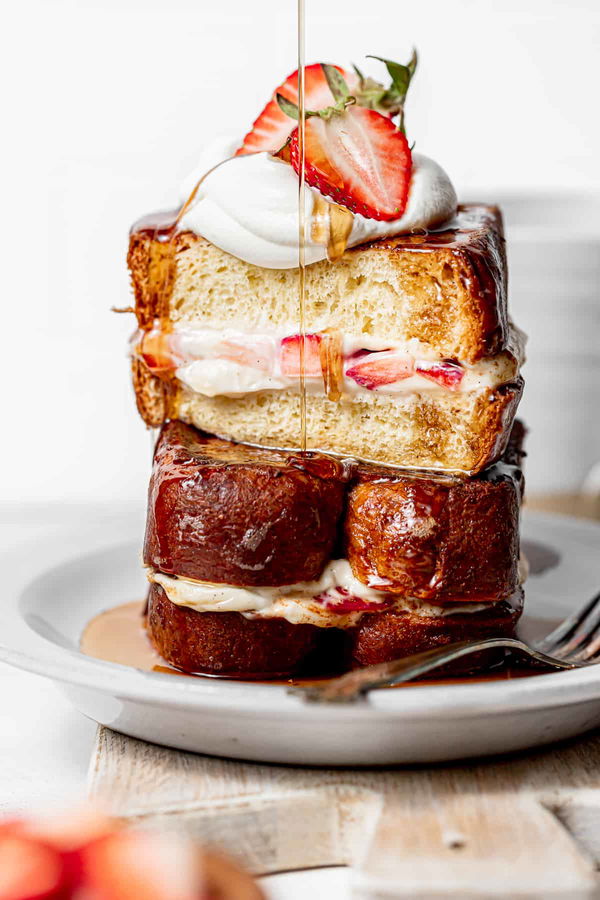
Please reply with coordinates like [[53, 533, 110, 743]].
[[2, 510, 600, 765]]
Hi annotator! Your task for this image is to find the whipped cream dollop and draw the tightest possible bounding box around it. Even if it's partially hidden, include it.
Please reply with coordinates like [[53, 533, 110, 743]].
[[179, 137, 457, 269]]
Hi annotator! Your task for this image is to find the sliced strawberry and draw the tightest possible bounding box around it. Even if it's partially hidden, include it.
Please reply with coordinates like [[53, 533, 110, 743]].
[[280, 333, 322, 377], [416, 361, 464, 390], [0, 835, 67, 900], [315, 587, 392, 614], [289, 106, 412, 221], [237, 64, 357, 156], [217, 338, 273, 372], [346, 350, 414, 390]]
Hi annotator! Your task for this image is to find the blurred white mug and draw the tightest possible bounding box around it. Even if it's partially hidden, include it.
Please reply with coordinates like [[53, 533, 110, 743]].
[[497, 193, 600, 497]]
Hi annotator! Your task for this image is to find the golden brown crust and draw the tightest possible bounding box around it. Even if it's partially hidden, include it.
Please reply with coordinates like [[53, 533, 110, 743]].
[[144, 421, 348, 586], [346, 476, 521, 603], [130, 357, 168, 428], [359, 204, 508, 361], [147, 584, 319, 675], [346, 421, 525, 602], [349, 589, 523, 667], [172, 378, 523, 475]]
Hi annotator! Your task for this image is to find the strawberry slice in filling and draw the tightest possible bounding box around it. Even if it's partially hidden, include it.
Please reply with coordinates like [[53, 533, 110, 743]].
[[345, 349, 415, 390], [314, 586, 393, 614], [415, 360, 464, 390], [217, 338, 273, 372], [279, 333, 323, 377]]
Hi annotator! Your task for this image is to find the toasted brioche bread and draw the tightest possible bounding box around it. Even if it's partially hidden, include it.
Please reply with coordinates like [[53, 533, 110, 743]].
[[146, 583, 523, 675], [144, 421, 348, 586], [128, 205, 508, 363], [145, 420, 524, 603], [175, 378, 522, 474]]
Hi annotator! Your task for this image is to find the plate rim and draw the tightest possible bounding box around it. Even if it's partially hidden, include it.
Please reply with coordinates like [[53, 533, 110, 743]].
[[2, 510, 600, 722]]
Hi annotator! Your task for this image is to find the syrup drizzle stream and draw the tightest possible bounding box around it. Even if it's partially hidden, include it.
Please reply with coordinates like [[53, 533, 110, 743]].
[[297, 0, 308, 453]]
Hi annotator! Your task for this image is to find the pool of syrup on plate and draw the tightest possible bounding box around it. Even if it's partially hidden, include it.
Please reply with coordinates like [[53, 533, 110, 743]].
[[80, 600, 556, 687]]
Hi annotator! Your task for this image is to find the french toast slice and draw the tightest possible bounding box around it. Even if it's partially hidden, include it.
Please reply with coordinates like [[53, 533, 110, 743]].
[[127, 205, 522, 474], [175, 378, 523, 475], [143, 421, 525, 676], [144, 421, 348, 586], [146, 584, 523, 676], [145, 420, 524, 595], [345, 421, 525, 602], [147, 584, 320, 676], [350, 589, 524, 667]]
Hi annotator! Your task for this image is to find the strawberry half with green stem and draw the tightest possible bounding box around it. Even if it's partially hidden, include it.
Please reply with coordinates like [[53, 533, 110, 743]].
[[236, 64, 358, 156], [236, 51, 417, 156], [280, 65, 413, 221]]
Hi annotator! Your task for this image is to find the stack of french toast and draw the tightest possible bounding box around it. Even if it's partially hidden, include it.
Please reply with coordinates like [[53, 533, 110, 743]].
[[127, 58, 526, 677]]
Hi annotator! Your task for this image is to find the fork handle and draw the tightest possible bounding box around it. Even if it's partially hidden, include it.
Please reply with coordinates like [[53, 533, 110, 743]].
[[294, 637, 579, 703]]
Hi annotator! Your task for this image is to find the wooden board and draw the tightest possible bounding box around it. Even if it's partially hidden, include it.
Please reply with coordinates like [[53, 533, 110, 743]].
[[88, 726, 600, 897]]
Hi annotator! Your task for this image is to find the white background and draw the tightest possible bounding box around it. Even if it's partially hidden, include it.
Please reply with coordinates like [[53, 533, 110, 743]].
[[3, 0, 600, 507], [1, 5, 599, 896]]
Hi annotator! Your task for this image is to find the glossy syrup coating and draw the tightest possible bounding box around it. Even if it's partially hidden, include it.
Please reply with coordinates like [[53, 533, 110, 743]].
[[350, 590, 524, 667], [345, 475, 521, 602], [144, 421, 349, 586], [345, 422, 526, 601], [147, 584, 320, 676]]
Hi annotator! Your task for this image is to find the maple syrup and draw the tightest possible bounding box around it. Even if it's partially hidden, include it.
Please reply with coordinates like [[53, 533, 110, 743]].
[[297, 0, 308, 453], [318, 329, 344, 401], [296, 5, 354, 432], [80, 601, 169, 673], [80, 600, 554, 686]]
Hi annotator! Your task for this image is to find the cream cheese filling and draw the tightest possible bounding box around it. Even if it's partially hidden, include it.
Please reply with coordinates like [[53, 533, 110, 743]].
[[149, 560, 491, 629], [135, 325, 520, 400]]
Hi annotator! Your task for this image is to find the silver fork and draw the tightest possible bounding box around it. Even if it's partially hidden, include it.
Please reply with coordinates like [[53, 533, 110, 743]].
[[290, 589, 600, 703]]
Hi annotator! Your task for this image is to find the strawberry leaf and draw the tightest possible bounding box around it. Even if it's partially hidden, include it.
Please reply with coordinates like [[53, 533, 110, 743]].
[[367, 50, 417, 104], [321, 63, 351, 103], [367, 50, 418, 132], [352, 62, 366, 87], [276, 93, 300, 120]]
